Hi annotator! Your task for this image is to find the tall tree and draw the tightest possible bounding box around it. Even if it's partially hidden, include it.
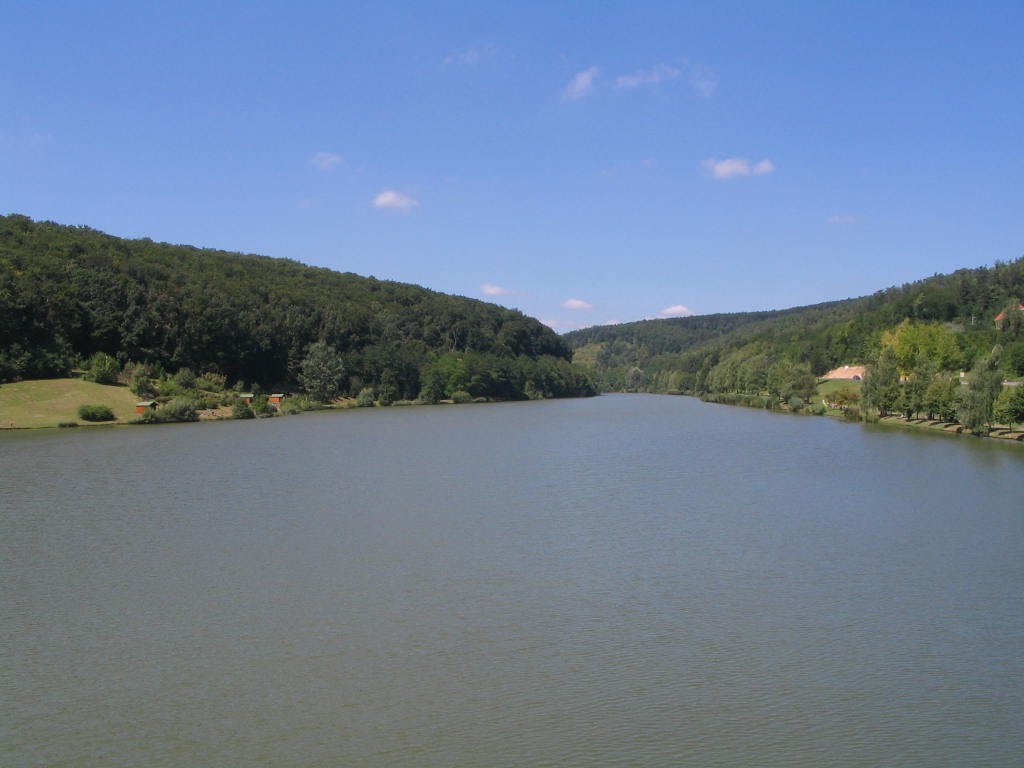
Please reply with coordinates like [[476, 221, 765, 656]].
[[863, 349, 902, 416], [958, 346, 1004, 435], [298, 342, 346, 403]]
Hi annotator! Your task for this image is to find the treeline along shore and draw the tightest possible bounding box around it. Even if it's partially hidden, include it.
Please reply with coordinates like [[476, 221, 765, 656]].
[[566, 256, 1024, 439], [0, 214, 596, 426]]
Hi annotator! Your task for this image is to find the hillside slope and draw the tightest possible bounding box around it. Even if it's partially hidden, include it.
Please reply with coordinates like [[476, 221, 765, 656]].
[[0, 214, 594, 400], [565, 258, 1024, 392]]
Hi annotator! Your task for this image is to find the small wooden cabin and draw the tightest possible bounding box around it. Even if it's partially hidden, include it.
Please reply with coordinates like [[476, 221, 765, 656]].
[[238, 393, 255, 405], [135, 401, 157, 414], [268, 393, 285, 405]]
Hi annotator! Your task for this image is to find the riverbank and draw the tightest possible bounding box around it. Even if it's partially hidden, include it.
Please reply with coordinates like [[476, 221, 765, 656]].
[[0, 378, 515, 431], [874, 414, 1024, 442]]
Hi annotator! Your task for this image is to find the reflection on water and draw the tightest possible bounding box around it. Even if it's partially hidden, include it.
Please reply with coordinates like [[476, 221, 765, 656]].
[[3, 395, 1022, 767]]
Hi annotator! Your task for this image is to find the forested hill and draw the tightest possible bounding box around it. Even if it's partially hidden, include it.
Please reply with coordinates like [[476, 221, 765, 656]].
[[565, 257, 1024, 393], [0, 214, 594, 400]]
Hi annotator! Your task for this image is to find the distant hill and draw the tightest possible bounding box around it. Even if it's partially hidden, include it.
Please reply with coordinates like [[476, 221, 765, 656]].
[[0, 214, 594, 400], [565, 257, 1024, 393]]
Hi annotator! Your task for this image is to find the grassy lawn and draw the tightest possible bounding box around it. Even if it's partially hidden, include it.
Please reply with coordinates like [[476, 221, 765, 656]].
[[0, 378, 139, 428], [817, 378, 863, 399]]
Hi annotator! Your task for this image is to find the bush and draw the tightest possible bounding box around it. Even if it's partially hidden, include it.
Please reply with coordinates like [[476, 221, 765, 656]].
[[77, 404, 115, 422], [278, 396, 322, 415], [250, 395, 275, 417], [173, 367, 197, 390], [85, 352, 120, 385], [355, 387, 376, 407], [159, 398, 199, 422], [196, 371, 227, 391], [232, 401, 255, 419], [58, 421, 79, 428], [130, 368, 156, 397], [156, 377, 186, 397], [450, 390, 473, 404], [788, 395, 805, 413]]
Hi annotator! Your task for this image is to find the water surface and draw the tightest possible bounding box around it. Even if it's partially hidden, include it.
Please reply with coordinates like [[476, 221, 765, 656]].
[[2, 395, 1022, 767]]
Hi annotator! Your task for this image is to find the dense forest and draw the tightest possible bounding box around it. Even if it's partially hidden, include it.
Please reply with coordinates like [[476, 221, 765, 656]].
[[0, 214, 595, 401], [566, 257, 1024, 432]]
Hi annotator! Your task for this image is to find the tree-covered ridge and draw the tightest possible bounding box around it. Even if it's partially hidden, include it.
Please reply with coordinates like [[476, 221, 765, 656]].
[[0, 214, 594, 400], [566, 257, 1024, 395]]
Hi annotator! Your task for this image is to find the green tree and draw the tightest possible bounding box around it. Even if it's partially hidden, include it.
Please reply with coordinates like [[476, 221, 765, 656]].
[[903, 353, 935, 419], [130, 366, 156, 397], [1003, 341, 1024, 378], [993, 384, 1024, 429], [377, 369, 398, 406], [417, 364, 447, 404], [923, 374, 959, 421], [863, 349, 902, 416], [298, 341, 346, 402], [958, 347, 1004, 435]]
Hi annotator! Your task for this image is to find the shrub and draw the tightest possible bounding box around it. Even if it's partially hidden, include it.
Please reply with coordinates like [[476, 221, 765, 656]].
[[58, 421, 79, 428], [130, 368, 156, 397], [450, 390, 473, 404], [77, 404, 115, 422], [250, 395, 275, 417], [85, 352, 120, 385], [787, 395, 805, 413], [159, 398, 199, 422], [173, 367, 197, 390], [355, 387, 376, 407], [196, 371, 227, 391], [232, 401, 255, 419], [156, 377, 186, 397], [277, 396, 321, 415]]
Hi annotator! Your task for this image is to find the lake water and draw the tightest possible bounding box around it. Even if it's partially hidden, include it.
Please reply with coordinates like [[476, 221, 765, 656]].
[[2, 394, 1022, 767]]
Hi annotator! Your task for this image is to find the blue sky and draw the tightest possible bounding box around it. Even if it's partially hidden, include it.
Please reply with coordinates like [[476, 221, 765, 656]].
[[3, 1, 1023, 331]]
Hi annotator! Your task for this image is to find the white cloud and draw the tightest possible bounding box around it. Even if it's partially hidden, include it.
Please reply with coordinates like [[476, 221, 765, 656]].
[[702, 157, 775, 180], [614, 63, 681, 89], [311, 151, 343, 171], [827, 213, 857, 225], [688, 64, 718, 97], [562, 298, 594, 310], [562, 67, 599, 101], [444, 45, 496, 67], [372, 190, 420, 210], [482, 283, 512, 296], [658, 304, 694, 318]]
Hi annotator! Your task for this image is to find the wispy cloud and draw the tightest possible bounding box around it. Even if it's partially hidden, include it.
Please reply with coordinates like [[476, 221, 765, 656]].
[[658, 304, 694, 318], [372, 190, 420, 210], [827, 213, 857, 225], [562, 67, 600, 101], [702, 157, 775, 180], [311, 151, 343, 171], [482, 283, 512, 296], [687, 64, 718, 97], [562, 298, 594, 310], [614, 63, 681, 89], [444, 45, 496, 67]]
